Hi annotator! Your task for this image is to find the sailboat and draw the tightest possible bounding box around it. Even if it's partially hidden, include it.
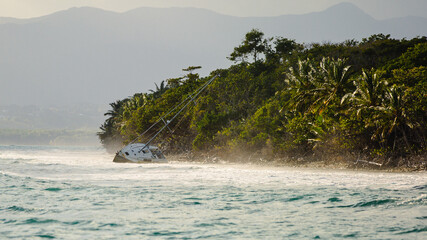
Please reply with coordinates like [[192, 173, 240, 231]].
[[113, 75, 217, 163]]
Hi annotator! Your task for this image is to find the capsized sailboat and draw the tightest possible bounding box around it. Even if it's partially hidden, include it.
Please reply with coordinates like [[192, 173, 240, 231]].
[[113, 75, 217, 163]]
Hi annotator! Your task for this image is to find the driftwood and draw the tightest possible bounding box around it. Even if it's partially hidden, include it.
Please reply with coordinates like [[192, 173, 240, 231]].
[[354, 159, 383, 166]]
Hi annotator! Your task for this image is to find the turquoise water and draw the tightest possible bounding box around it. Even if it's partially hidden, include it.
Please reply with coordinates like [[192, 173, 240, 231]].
[[0, 146, 426, 239]]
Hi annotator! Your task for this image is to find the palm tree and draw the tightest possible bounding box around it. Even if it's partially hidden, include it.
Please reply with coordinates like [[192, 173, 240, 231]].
[[98, 99, 128, 152], [284, 59, 318, 113], [370, 85, 414, 152], [285, 57, 352, 114], [341, 68, 387, 118], [149, 80, 168, 99], [315, 57, 352, 112], [104, 99, 128, 125], [121, 93, 151, 120]]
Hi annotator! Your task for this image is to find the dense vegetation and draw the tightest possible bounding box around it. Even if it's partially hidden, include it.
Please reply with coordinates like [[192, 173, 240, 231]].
[[99, 30, 426, 167]]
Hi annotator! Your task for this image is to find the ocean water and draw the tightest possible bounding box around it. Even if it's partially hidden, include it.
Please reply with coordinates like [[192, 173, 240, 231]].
[[0, 145, 426, 239]]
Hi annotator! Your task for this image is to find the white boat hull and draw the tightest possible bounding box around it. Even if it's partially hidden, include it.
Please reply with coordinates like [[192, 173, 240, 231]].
[[113, 143, 167, 163]]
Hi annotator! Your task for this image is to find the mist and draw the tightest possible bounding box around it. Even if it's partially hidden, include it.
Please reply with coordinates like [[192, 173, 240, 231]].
[[0, 2, 426, 146], [1, 0, 426, 19]]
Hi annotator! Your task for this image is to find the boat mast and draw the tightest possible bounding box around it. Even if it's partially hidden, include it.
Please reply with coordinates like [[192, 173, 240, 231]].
[[134, 75, 218, 153]]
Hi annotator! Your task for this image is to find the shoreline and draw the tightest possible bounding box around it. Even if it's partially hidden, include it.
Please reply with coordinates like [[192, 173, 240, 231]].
[[167, 153, 427, 172]]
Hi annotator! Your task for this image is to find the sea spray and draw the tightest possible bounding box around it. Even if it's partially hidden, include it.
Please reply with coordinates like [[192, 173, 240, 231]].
[[1, 146, 426, 239]]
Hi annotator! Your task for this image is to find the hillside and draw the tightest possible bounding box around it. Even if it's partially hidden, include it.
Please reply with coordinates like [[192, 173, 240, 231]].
[[98, 29, 426, 169]]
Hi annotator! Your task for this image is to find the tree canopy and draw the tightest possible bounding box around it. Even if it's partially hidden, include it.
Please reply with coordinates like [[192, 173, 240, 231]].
[[99, 30, 426, 167]]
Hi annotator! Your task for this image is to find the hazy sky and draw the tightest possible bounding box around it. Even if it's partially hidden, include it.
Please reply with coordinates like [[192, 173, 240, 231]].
[[0, 0, 426, 20]]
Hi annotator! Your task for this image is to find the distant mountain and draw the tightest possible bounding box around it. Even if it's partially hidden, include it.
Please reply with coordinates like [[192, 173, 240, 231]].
[[0, 104, 106, 129], [0, 17, 23, 24], [0, 2, 426, 108]]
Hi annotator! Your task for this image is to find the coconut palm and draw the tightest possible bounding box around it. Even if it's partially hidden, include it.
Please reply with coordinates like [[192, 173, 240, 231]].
[[285, 57, 352, 114], [370, 85, 415, 152], [149, 80, 168, 99], [98, 99, 128, 151], [341, 68, 387, 118], [122, 94, 148, 120], [315, 57, 352, 112], [104, 99, 127, 124], [284, 59, 318, 113]]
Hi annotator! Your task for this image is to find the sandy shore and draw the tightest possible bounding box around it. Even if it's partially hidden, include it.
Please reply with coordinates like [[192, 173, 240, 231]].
[[167, 153, 427, 172]]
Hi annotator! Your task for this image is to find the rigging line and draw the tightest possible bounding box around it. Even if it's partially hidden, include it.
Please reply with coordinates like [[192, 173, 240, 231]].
[[159, 75, 217, 152], [160, 86, 207, 155], [127, 75, 218, 146], [138, 75, 218, 152], [168, 90, 200, 134], [158, 98, 197, 152], [161, 117, 173, 133]]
